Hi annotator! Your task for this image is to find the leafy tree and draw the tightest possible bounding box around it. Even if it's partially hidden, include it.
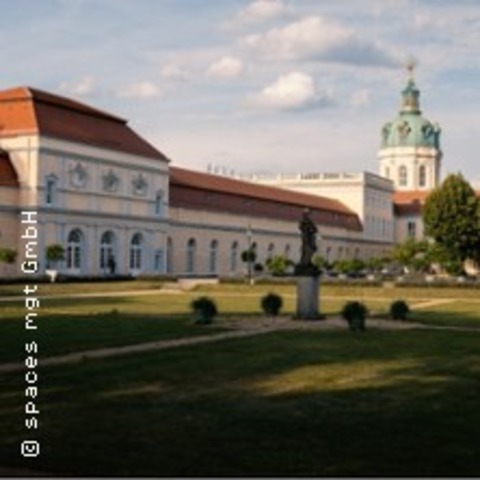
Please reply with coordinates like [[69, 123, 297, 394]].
[[365, 256, 388, 273], [46, 244, 65, 269], [0, 247, 17, 264], [423, 173, 480, 265], [424, 242, 463, 275], [392, 238, 429, 273], [332, 258, 366, 275], [265, 255, 293, 276], [312, 254, 329, 271]]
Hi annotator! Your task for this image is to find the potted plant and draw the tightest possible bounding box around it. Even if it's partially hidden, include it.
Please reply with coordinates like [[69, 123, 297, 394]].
[[389, 300, 410, 321], [0, 248, 17, 275], [190, 296, 218, 325], [45, 244, 65, 282], [341, 301, 368, 331], [261, 292, 283, 317]]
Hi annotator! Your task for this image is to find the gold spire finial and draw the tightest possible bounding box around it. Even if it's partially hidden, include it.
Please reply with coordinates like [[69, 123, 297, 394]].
[[406, 57, 417, 81]]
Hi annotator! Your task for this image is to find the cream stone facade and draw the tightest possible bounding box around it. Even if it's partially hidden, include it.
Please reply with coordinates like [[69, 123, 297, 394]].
[[168, 206, 364, 277], [167, 166, 364, 277], [245, 171, 394, 259], [0, 87, 170, 278]]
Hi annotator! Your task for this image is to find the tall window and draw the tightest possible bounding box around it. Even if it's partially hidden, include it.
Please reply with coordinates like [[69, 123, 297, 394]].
[[267, 243, 275, 260], [67, 229, 84, 271], [407, 221, 416, 239], [209, 240, 218, 274], [230, 241, 238, 273], [154, 249, 164, 272], [166, 237, 173, 274], [155, 190, 164, 216], [100, 231, 115, 270], [45, 175, 57, 205], [419, 165, 426, 187], [399, 166, 408, 187], [129, 233, 143, 271], [186, 238, 196, 274], [284, 244, 291, 258]]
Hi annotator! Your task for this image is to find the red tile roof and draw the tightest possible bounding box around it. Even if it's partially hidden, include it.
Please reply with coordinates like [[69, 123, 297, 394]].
[[0, 151, 19, 187], [393, 190, 430, 216], [0, 86, 169, 161], [393, 190, 430, 205], [170, 166, 362, 231]]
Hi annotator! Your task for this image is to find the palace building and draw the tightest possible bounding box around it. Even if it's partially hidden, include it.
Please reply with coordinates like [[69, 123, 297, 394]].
[[0, 71, 452, 279]]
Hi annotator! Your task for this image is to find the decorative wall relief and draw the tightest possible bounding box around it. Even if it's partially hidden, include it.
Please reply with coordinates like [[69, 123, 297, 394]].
[[102, 169, 120, 192]]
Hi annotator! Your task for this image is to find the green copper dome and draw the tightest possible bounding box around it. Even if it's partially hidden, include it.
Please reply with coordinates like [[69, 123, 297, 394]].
[[381, 77, 441, 149]]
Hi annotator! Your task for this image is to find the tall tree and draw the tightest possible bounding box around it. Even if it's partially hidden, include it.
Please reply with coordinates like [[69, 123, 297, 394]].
[[423, 173, 480, 265]]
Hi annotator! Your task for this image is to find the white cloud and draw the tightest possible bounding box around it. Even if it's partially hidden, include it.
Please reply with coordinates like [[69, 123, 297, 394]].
[[250, 71, 332, 111], [236, 0, 292, 24], [59, 76, 95, 96], [161, 63, 190, 81], [117, 81, 162, 99], [350, 89, 371, 107], [207, 56, 244, 79], [243, 15, 400, 67]]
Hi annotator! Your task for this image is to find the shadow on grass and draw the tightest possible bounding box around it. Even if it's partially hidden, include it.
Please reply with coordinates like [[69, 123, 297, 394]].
[[411, 307, 480, 328], [0, 309, 232, 363], [0, 329, 479, 477]]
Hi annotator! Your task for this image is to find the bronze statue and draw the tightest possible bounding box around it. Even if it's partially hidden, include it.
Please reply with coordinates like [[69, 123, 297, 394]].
[[295, 208, 320, 276]]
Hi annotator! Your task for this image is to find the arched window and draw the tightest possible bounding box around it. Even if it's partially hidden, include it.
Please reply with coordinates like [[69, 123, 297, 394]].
[[186, 238, 196, 274], [419, 165, 426, 187], [209, 239, 218, 274], [45, 175, 57, 205], [100, 231, 116, 271], [398, 166, 408, 187], [66, 229, 84, 272], [155, 190, 164, 216], [230, 241, 238, 273], [267, 243, 275, 260], [166, 237, 173, 274], [129, 233, 143, 271], [284, 244, 291, 258], [154, 250, 164, 272]]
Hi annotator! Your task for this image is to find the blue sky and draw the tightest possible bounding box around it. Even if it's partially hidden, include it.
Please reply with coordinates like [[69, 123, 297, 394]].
[[1, 0, 479, 183]]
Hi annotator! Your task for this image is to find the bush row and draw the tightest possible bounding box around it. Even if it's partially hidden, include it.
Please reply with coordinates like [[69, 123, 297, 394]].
[[190, 294, 411, 330]]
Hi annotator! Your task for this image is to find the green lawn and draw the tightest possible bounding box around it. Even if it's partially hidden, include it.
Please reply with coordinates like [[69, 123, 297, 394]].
[[411, 301, 480, 328], [1, 329, 479, 476], [1, 283, 480, 363], [0, 291, 234, 363]]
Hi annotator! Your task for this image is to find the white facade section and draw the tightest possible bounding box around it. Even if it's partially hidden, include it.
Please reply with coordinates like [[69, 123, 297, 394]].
[[0, 134, 169, 277], [378, 145, 442, 191], [245, 171, 395, 255]]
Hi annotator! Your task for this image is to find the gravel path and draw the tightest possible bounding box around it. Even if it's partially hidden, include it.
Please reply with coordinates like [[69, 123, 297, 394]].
[[2, 315, 470, 374]]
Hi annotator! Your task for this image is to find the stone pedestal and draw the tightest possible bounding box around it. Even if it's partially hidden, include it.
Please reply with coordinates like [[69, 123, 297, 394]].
[[296, 276, 321, 320]]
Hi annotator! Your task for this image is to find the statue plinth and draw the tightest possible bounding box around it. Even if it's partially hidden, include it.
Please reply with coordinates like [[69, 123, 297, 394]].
[[293, 209, 323, 320], [295, 275, 321, 320]]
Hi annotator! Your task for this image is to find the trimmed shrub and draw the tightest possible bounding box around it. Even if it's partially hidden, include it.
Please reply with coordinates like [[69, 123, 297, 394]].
[[341, 301, 368, 331], [0, 247, 17, 264], [389, 300, 410, 321], [190, 296, 218, 324], [261, 293, 283, 317]]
